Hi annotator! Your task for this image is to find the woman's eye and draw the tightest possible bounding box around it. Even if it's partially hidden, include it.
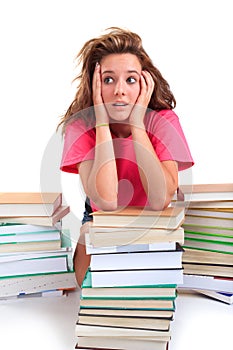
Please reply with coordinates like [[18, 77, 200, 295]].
[[127, 76, 137, 84], [103, 77, 113, 84]]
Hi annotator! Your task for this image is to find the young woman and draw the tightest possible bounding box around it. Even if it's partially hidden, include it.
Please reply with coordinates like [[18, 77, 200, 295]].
[[58, 27, 194, 286]]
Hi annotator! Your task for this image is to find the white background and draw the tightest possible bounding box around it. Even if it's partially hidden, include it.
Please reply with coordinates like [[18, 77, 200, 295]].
[[0, 2, 232, 349], [1, 0, 232, 219]]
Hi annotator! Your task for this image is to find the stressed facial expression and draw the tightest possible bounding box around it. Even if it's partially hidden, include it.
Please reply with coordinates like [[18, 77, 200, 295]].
[[100, 53, 142, 122]]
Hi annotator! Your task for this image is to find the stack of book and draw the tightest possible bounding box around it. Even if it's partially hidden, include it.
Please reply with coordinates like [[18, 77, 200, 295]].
[[173, 183, 233, 304], [75, 205, 186, 350], [0, 192, 77, 300]]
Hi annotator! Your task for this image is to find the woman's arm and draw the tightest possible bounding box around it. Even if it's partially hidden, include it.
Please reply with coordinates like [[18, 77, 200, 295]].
[[130, 71, 178, 210], [78, 63, 118, 211]]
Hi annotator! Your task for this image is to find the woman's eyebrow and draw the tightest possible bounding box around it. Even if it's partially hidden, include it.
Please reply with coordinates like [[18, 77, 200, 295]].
[[102, 70, 140, 76]]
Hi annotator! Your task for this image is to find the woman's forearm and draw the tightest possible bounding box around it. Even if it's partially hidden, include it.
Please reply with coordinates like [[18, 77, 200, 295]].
[[87, 125, 118, 210], [131, 126, 177, 210]]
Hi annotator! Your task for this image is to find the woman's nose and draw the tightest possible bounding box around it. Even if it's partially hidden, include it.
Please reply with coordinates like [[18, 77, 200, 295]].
[[114, 80, 125, 95]]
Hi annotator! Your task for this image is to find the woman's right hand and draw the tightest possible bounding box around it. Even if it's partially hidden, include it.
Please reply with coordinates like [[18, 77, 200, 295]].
[[92, 62, 109, 125]]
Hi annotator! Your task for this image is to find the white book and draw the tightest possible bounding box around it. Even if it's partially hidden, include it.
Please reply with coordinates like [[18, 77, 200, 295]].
[[178, 274, 233, 293], [0, 256, 68, 277], [0, 224, 60, 243], [89, 267, 183, 287], [90, 244, 183, 271]]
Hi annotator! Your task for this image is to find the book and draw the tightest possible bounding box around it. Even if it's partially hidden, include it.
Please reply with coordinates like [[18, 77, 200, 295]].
[[81, 270, 177, 299], [175, 183, 233, 202], [0, 255, 69, 277], [80, 298, 175, 311], [88, 267, 183, 287], [178, 274, 233, 293], [75, 323, 172, 338], [0, 205, 70, 226], [77, 314, 171, 331], [85, 234, 177, 255], [182, 262, 233, 278], [0, 224, 61, 252], [90, 244, 183, 271], [79, 307, 174, 319], [183, 215, 233, 229], [183, 237, 233, 254], [0, 192, 62, 217], [183, 225, 233, 237], [0, 224, 61, 241], [76, 336, 169, 350], [184, 232, 233, 244], [0, 240, 61, 253], [0, 271, 76, 297], [0, 289, 67, 301], [88, 225, 184, 247], [92, 206, 185, 229], [185, 207, 233, 219], [196, 290, 233, 304], [0, 231, 72, 262], [173, 200, 233, 209], [182, 248, 233, 265]]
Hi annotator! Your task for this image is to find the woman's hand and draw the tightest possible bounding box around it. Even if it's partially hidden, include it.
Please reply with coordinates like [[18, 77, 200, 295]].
[[92, 63, 109, 125], [129, 70, 154, 128]]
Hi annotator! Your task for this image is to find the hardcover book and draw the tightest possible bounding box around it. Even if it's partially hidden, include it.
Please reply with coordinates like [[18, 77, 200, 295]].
[[0, 192, 62, 217], [92, 206, 185, 229]]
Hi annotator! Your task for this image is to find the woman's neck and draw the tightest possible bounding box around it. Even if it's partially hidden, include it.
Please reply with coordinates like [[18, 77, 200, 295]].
[[110, 122, 131, 138]]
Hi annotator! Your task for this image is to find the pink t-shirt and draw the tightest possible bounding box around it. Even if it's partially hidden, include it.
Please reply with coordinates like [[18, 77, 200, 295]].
[[60, 109, 194, 211]]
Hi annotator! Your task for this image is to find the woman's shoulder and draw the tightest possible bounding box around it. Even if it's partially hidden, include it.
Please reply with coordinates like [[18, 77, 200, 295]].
[[65, 117, 95, 137], [145, 109, 179, 129], [147, 108, 179, 120]]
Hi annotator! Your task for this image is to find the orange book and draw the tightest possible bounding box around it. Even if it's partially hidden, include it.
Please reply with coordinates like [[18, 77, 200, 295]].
[[0, 192, 62, 217], [92, 206, 185, 229]]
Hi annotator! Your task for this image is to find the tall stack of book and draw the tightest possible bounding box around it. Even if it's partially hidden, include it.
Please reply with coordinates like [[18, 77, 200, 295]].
[[173, 183, 233, 304], [75, 205, 185, 350], [0, 192, 77, 300]]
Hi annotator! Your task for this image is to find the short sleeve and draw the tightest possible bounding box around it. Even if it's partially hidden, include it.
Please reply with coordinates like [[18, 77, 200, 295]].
[[60, 119, 95, 174], [145, 110, 194, 171]]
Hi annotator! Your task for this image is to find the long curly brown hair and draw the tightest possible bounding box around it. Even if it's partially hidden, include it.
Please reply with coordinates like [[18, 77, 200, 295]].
[[58, 27, 176, 132]]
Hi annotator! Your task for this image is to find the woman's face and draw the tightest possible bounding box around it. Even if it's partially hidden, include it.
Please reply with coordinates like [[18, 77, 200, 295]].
[[100, 53, 142, 122]]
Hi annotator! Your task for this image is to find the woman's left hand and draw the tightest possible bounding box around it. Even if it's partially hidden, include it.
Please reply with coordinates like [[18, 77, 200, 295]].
[[129, 70, 154, 128]]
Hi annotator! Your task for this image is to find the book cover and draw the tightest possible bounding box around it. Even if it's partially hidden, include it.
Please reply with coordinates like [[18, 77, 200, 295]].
[[176, 183, 233, 202]]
